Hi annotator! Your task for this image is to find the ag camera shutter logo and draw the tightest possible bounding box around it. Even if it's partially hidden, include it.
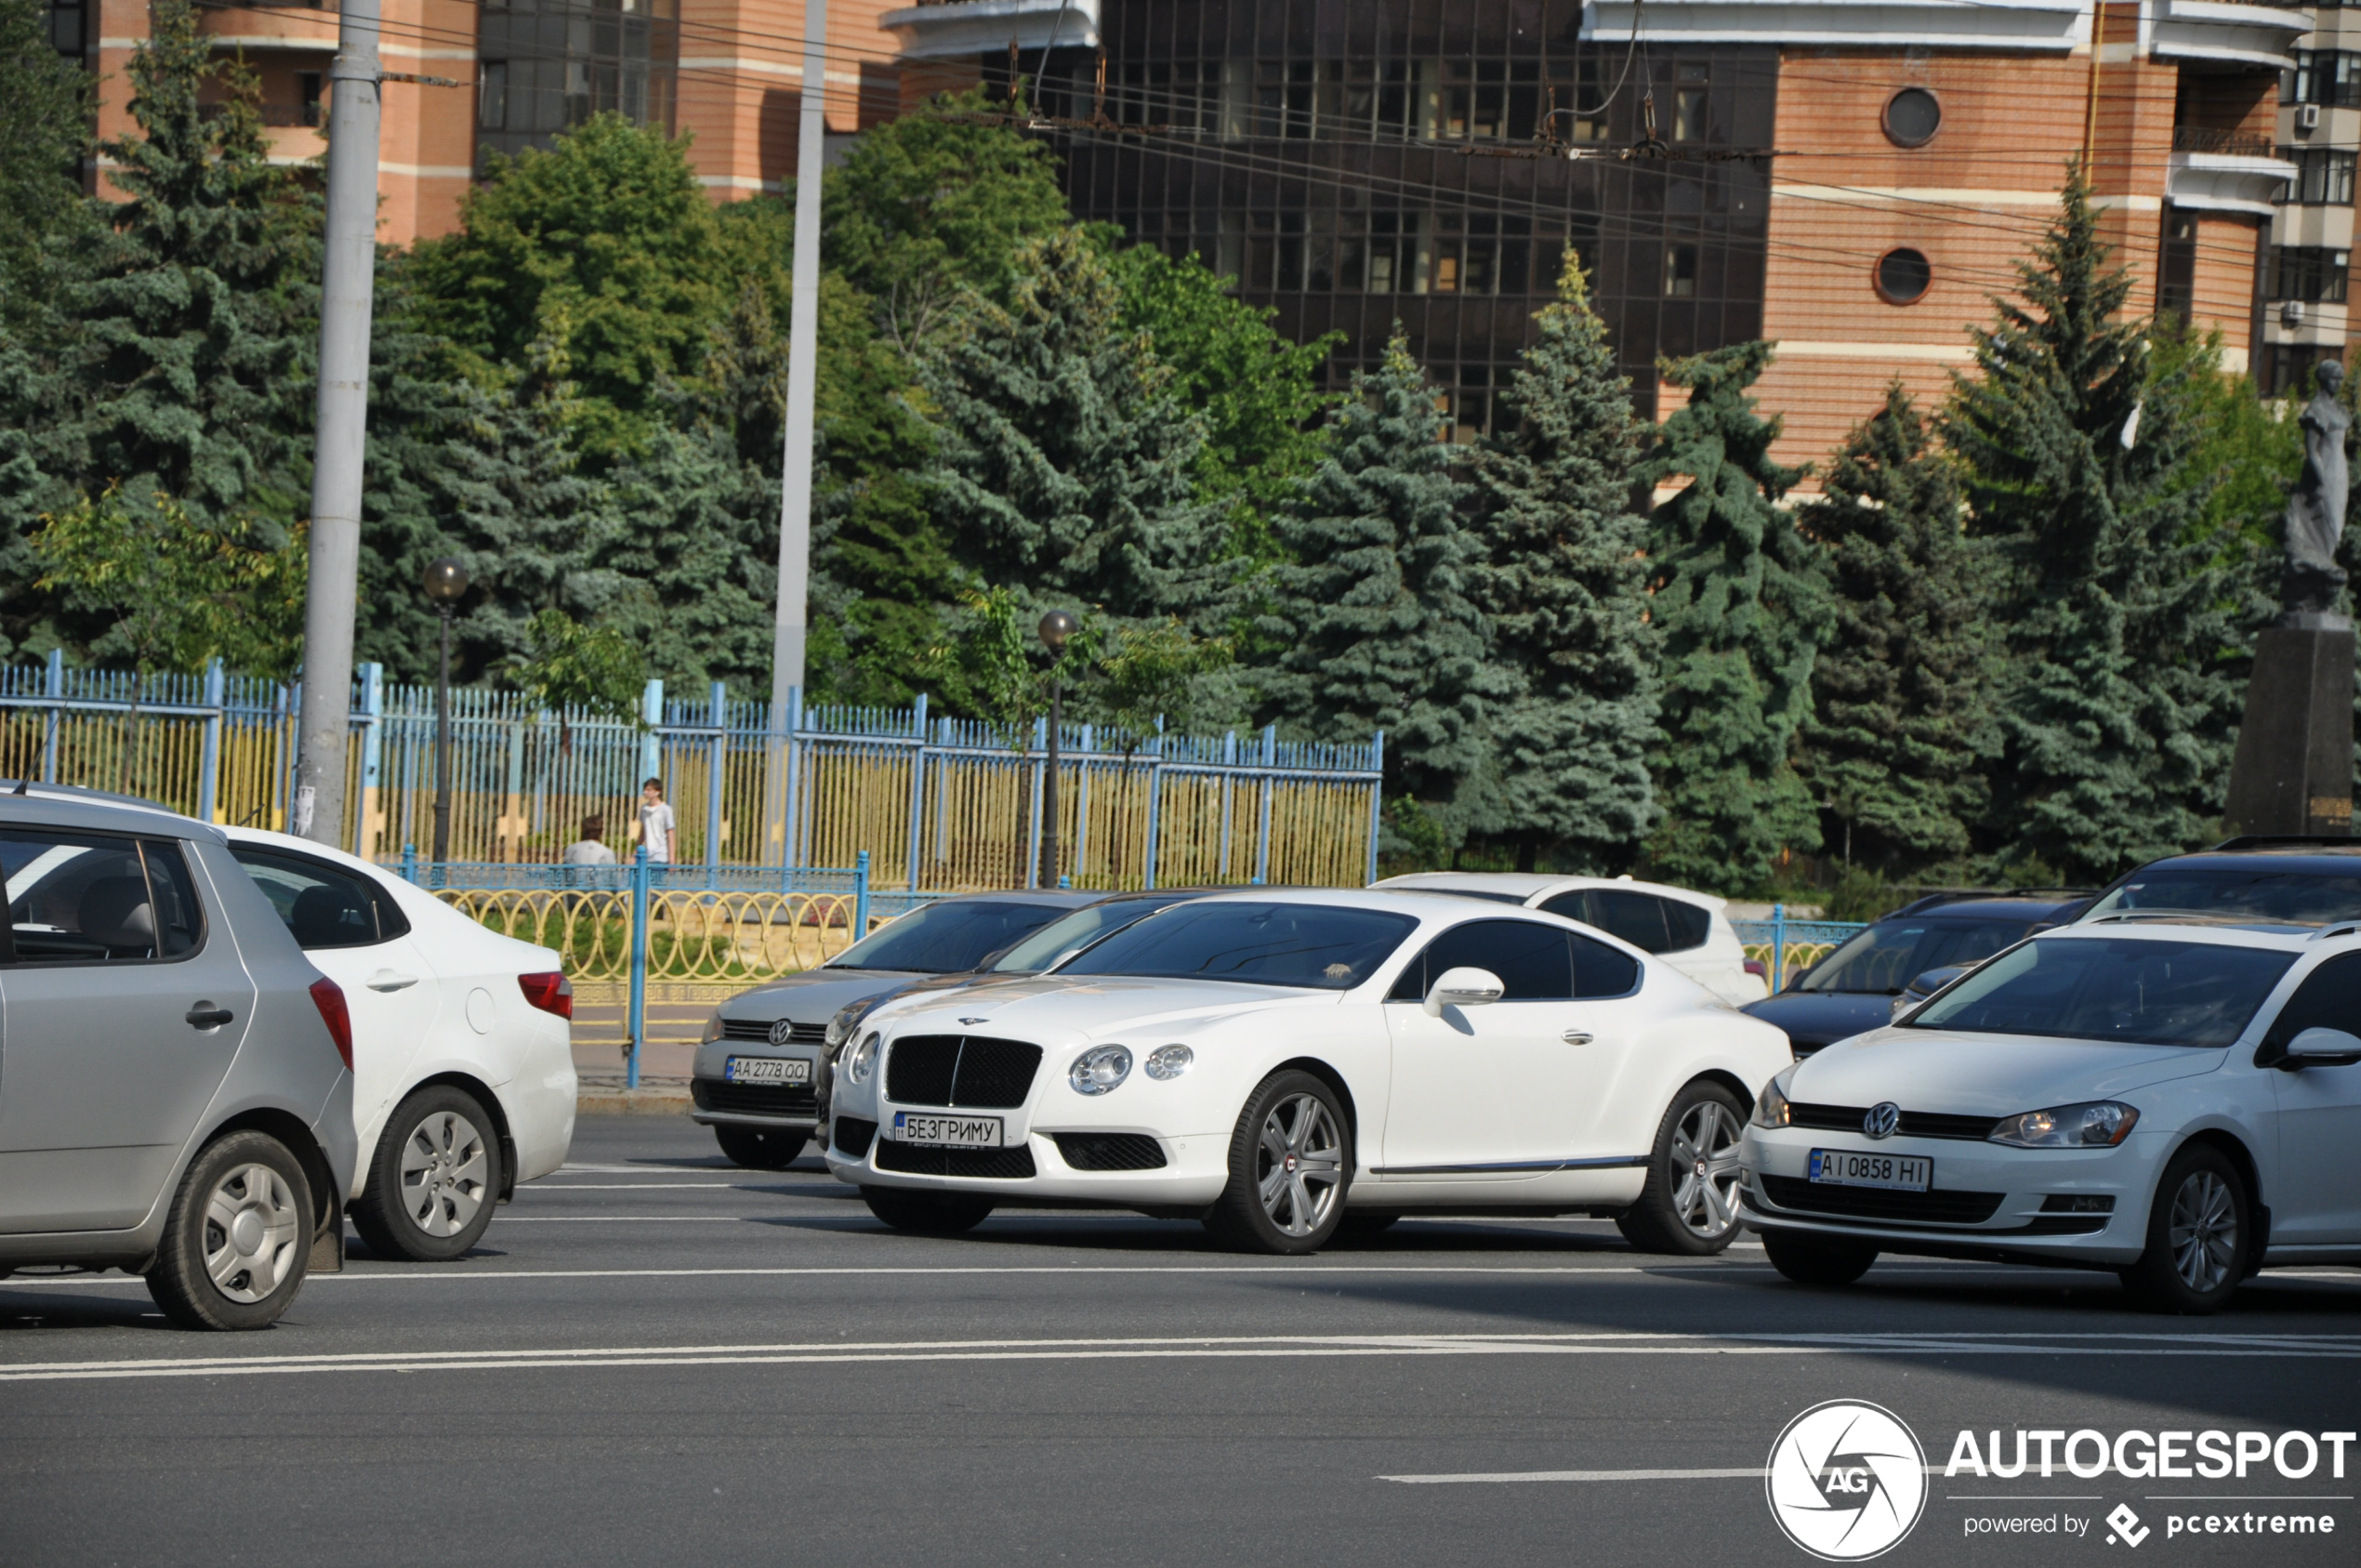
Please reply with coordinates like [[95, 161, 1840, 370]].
[[1766, 1400, 1928, 1560]]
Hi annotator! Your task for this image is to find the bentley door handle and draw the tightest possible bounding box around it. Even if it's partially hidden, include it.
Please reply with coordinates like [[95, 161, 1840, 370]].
[[367, 971, 420, 992], [186, 1003, 234, 1030], [1561, 1030, 1594, 1046]]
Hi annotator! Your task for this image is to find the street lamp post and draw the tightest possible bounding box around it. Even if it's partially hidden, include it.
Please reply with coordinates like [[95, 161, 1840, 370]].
[[1036, 610, 1078, 888], [423, 558, 469, 865]]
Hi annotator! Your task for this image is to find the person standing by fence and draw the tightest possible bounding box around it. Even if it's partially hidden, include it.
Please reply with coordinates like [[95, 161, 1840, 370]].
[[634, 778, 676, 881]]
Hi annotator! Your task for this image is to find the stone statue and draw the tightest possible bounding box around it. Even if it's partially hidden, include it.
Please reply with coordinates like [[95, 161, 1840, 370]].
[[2284, 360, 2352, 623]]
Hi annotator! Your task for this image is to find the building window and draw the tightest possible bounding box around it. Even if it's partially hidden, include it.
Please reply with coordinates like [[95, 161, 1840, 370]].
[[2266, 345, 2340, 397], [479, 60, 508, 130], [2286, 50, 2361, 108], [1672, 62, 1708, 142], [2157, 209, 2197, 320], [48, 0, 83, 57], [1874, 247, 1931, 305], [1664, 243, 1699, 297], [2282, 147, 2357, 205], [1882, 86, 1940, 147], [297, 71, 323, 128], [2273, 245, 2351, 303]]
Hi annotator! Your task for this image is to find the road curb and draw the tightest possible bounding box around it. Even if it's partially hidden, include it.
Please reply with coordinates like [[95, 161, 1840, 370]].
[[575, 1088, 693, 1116]]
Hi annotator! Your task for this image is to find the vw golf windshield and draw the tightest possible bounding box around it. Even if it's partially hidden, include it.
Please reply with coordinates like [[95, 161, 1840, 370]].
[[1058, 902, 1418, 990], [1906, 936, 2294, 1048]]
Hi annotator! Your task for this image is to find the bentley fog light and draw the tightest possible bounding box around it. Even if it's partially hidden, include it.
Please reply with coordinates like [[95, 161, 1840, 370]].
[[1144, 1044, 1194, 1080], [1753, 1074, 1794, 1128], [1988, 1100, 2138, 1148], [1069, 1045, 1133, 1096], [846, 1031, 881, 1085]]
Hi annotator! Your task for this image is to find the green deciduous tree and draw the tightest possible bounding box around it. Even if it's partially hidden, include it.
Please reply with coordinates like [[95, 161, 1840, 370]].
[[1801, 385, 2000, 871], [824, 91, 1073, 354], [919, 229, 1231, 640], [1091, 618, 1235, 749], [1105, 244, 1339, 555], [1944, 169, 2262, 881], [1642, 340, 1832, 890], [510, 608, 646, 754], [407, 114, 729, 455], [33, 484, 303, 786], [1258, 334, 1503, 849], [1466, 253, 1657, 871]]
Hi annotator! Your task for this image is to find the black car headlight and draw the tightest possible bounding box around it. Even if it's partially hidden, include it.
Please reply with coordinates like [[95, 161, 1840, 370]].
[[1988, 1101, 2139, 1149]]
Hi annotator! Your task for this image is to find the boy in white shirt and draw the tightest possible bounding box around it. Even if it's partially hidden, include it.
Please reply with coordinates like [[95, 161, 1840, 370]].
[[634, 777, 676, 865]]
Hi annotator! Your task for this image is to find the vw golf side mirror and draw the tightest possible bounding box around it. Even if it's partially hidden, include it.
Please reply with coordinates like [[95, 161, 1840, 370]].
[[1425, 967, 1505, 1018], [2279, 1026, 2361, 1069]]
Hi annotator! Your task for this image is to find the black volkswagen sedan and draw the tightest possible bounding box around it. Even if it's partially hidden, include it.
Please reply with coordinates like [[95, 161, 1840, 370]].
[[1741, 890, 2091, 1056]]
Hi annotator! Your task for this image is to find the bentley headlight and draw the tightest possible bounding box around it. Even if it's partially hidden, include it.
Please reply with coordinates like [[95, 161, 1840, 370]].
[[825, 998, 870, 1049], [1753, 1074, 1794, 1128], [1144, 1044, 1193, 1080], [1069, 1045, 1133, 1096], [846, 1031, 881, 1085], [1988, 1100, 2138, 1149]]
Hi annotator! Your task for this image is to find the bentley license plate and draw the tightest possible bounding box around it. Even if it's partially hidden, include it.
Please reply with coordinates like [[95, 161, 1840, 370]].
[[1808, 1149, 1931, 1192], [893, 1112, 1003, 1148], [725, 1056, 811, 1086]]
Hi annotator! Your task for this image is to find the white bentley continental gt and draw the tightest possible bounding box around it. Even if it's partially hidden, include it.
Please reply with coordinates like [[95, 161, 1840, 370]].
[[822, 891, 1793, 1254]]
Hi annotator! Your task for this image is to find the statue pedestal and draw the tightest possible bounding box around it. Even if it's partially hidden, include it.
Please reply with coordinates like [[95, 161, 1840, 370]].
[[2224, 617, 2355, 837]]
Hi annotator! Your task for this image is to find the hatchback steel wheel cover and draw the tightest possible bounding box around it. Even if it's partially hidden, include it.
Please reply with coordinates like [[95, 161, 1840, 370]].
[[1669, 1100, 1745, 1238], [203, 1162, 301, 1303], [1255, 1094, 1343, 1237], [2168, 1169, 2237, 1292], [401, 1111, 491, 1238]]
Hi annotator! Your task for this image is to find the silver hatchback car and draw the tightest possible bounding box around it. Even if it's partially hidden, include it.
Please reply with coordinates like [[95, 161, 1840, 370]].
[[0, 791, 358, 1329]]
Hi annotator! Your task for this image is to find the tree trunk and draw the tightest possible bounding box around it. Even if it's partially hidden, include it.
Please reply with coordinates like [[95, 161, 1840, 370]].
[[117, 669, 143, 797]]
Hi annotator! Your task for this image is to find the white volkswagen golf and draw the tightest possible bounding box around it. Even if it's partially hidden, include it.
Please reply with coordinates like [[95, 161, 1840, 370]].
[[824, 890, 1791, 1254], [222, 829, 577, 1260], [1741, 919, 2361, 1312]]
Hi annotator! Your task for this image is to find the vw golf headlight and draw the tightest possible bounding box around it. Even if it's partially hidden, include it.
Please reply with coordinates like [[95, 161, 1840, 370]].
[[702, 1011, 726, 1044], [1144, 1044, 1193, 1080], [1753, 1074, 1794, 1128], [845, 1031, 881, 1085], [1988, 1100, 2138, 1149], [1069, 1045, 1133, 1096]]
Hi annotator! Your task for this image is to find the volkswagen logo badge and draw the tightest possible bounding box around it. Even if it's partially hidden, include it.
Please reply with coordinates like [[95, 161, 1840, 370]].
[[1862, 1102, 1901, 1140], [767, 1018, 798, 1048]]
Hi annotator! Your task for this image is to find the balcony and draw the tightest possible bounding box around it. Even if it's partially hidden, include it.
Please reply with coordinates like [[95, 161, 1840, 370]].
[[2169, 133, 2299, 215], [2173, 124, 2277, 157], [2151, 0, 2308, 71], [882, 0, 1100, 61], [198, 3, 336, 55]]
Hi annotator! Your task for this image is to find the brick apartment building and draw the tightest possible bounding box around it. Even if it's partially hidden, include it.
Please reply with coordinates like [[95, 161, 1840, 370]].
[[49, 0, 2320, 467]]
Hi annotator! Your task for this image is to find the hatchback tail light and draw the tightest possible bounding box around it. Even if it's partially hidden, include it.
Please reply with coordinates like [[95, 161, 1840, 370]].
[[310, 977, 354, 1071], [519, 971, 573, 1020]]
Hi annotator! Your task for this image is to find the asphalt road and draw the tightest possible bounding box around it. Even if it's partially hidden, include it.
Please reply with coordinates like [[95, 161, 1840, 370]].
[[2, 1116, 2356, 1568]]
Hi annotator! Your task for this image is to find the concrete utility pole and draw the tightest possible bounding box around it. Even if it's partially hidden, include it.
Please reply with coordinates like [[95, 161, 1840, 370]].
[[764, 0, 825, 860], [770, 0, 825, 718], [293, 0, 384, 846]]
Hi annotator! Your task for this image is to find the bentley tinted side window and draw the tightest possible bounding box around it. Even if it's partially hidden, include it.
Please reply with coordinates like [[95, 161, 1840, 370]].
[[1387, 920, 1575, 1001]]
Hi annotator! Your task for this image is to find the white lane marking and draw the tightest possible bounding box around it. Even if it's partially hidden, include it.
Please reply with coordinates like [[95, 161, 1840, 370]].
[[6, 1327, 2361, 1384], [1384, 1467, 1770, 1483]]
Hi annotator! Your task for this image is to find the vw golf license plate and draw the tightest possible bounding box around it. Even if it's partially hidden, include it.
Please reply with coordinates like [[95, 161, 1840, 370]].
[[724, 1056, 811, 1086], [1809, 1149, 1932, 1192], [893, 1112, 1003, 1149]]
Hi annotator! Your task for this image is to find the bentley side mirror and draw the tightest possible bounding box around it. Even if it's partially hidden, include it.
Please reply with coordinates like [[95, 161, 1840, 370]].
[[2278, 1026, 2361, 1070], [1425, 966, 1505, 1018]]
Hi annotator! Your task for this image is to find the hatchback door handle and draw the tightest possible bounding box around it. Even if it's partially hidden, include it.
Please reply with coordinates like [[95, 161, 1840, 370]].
[[186, 1004, 234, 1030], [1562, 1030, 1594, 1046], [367, 971, 420, 992]]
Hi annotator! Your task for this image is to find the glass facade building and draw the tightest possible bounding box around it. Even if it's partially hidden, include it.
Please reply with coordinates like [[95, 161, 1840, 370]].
[[475, 0, 680, 168], [997, 0, 1777, 429]]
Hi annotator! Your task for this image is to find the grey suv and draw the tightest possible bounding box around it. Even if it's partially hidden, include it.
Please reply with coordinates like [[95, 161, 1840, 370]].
[[0, 791, 357, 1329]]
